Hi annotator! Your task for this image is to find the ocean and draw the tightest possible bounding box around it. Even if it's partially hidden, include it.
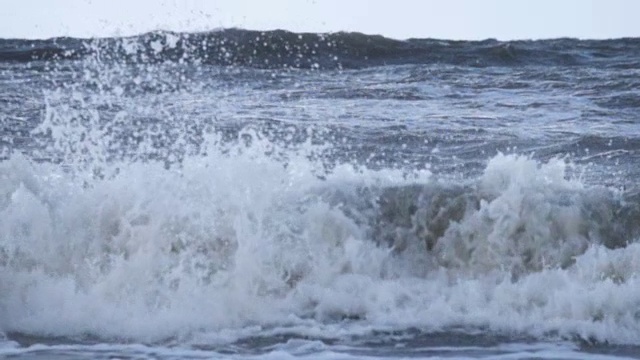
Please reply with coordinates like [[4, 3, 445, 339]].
[[1, 29, 640, 359]]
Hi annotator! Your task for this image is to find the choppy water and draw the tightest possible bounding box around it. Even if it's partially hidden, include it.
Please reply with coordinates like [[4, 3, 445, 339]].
[[1, 29, 640, 359]]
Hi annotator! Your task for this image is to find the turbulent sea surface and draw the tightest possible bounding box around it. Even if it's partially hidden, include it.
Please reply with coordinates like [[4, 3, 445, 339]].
[[1, 29, 640, 359]]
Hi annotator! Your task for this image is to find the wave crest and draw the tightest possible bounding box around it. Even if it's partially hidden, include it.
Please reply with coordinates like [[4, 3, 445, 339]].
[[2, 29, 639, 69]]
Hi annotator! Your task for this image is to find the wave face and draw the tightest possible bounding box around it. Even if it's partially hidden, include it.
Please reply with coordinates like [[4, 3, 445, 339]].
[[2, 143, 640, 345], [1, 29, 640, 357], [1, 29, 640, 69]]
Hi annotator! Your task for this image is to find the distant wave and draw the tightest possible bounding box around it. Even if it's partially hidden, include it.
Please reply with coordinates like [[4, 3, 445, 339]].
[[1, 29, 639, 69]]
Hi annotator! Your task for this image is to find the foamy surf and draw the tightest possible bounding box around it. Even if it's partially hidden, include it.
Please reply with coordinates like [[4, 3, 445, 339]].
[[1, 133, 639, 347]]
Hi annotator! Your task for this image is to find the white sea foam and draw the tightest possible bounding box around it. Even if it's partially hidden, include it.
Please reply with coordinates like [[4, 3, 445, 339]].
[[1, 121, 640, 347]]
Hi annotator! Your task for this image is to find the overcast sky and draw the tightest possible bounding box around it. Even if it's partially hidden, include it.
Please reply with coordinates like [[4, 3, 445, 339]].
[[1, 0, 639, 40]]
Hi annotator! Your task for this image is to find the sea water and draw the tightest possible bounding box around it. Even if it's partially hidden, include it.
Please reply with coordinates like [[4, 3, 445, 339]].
[[1, 30, 640, 359]]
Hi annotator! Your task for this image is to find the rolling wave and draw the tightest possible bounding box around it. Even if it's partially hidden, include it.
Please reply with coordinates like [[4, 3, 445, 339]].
[[1, 29, 639, 69], [2, 139, 640, 343]]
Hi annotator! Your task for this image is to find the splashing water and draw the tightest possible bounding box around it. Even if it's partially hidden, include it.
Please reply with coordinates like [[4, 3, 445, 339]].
[[2, 31, 640, 359]]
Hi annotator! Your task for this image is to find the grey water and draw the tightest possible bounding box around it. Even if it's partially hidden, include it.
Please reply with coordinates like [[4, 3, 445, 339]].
[[1, 30, 640, 359]]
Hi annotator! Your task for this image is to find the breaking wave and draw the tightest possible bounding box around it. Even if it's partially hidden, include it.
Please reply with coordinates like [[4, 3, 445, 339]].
[[1, 128, 640, 344]]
